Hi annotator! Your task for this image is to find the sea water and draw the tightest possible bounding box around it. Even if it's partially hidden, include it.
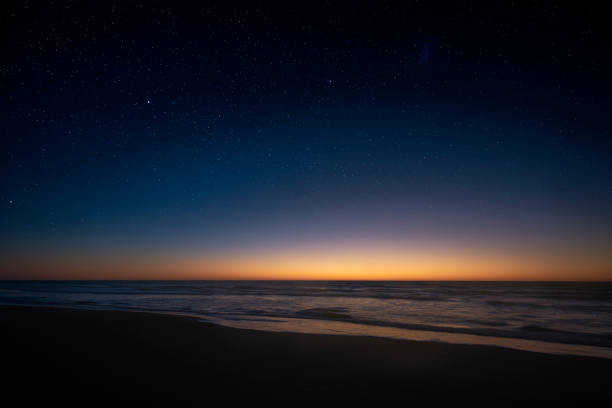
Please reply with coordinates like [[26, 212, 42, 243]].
[[2, 280, 612, 358]]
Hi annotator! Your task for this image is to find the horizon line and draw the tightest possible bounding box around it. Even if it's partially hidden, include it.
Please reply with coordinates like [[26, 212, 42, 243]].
[[2, 278, 612, 283]]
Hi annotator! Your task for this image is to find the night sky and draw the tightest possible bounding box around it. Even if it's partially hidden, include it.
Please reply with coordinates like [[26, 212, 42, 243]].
[[2, 1, 611, 280]]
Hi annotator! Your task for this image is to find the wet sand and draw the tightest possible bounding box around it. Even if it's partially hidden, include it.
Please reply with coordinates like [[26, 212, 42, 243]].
[[2, 306, 611, 406]]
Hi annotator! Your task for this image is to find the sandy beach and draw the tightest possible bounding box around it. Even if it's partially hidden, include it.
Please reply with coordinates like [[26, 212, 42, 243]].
[[2, 305, 611, 406]]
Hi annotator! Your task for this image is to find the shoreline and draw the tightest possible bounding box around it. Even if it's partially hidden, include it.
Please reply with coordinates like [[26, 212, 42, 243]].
[[4, 301, 612, 359], [202, 312, 612, 359], [2, 305, 612, 405]]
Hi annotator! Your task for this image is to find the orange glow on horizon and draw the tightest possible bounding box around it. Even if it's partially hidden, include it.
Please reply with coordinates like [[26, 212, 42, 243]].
[[2, 244, 611, 281]]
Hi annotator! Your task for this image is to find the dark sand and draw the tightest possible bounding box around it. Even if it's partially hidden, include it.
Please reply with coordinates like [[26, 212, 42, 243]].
[[2, 306, 611, 406]]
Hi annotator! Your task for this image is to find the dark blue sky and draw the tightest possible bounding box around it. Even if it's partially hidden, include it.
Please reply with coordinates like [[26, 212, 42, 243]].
[[1, 1, 611, 279]]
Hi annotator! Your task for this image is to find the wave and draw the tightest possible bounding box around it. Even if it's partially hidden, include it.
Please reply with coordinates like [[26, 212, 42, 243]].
[[295, 307, 353, 320], [2, 280, 612, 350]]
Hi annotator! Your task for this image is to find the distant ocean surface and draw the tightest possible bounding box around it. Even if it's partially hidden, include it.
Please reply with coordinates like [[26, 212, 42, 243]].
[[2, 280, 612, 359]]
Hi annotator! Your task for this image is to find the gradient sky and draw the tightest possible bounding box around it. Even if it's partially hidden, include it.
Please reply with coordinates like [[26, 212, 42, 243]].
[[1, 1, 611, 280]]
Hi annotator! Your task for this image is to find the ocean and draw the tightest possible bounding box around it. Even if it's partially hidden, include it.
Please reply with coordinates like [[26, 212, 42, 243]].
[[2, 280, 612, 359]]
